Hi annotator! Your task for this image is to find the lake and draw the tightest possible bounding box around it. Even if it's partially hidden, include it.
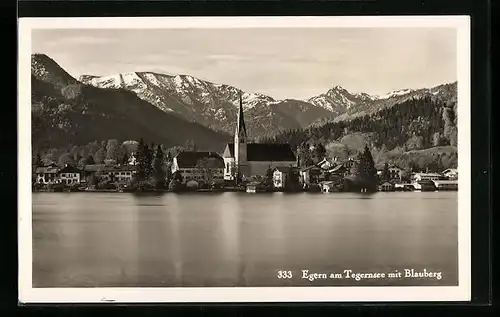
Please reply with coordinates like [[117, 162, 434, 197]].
[[32, 191, 458, 287]]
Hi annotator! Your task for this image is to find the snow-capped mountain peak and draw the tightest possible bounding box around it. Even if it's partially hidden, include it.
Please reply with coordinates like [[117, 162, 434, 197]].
[[377, 88, 415, 99]]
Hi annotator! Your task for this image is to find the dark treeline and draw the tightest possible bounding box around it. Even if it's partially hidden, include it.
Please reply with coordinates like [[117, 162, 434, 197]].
[[259, 96, 457, 152]]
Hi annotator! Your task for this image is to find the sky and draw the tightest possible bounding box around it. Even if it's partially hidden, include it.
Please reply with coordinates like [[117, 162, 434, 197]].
[[31, 27, 457, 100]]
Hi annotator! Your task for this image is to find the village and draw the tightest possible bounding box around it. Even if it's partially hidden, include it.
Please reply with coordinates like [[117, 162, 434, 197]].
[[32, 96, 458, 194], [32, 149, 458, 194]]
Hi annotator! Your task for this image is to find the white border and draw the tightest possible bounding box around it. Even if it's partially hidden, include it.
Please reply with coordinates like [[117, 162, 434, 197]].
[[18, 16, 471, 303]]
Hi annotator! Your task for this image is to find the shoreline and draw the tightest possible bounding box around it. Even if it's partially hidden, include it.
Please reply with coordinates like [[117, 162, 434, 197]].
[[32, 188, 458, 194]]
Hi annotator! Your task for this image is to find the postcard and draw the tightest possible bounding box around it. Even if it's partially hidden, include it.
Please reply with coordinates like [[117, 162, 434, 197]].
[[18, 16, 471, 303]]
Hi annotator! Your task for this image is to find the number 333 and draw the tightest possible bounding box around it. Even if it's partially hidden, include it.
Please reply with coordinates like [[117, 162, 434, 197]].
[[277, 270, 293, 279]]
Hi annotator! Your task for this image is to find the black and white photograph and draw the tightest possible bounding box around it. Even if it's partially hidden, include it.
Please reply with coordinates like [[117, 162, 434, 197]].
[[18, 16, 471, 303]]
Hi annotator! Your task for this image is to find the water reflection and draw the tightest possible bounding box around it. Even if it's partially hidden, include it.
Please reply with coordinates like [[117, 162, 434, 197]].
[[32, 191, 458, 287]]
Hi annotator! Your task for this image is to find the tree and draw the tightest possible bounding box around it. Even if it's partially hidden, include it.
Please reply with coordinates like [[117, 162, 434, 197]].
[[406, 135, 424, 150], [432, 132, 443, 147], [349, 145, 378, 192], [122, 140, 139, 154], [297, 142, 314, 167], [448, 127, 458, 146], [382, 162, 390, 182], [84, 155, 96, 165], [172, 170, 183, 182], [168, 178, 182, 192], [184, 139, 195, 151], [70, 146, 80, 161], [136, 138, 147, 181], [106, 139, 119, 160], [362, 145, 377, 181], [58, 153, 75, 167], [314, 142, 327, 162], [88, 174, 98, 187], [165, 151, 172, 163], [144, 144, 154, 179], [165, 162, 173, 182], [153, 144, 166, 189], [195, 157, 222, 185], [94, 148, 106, 164], [77, 157, 87, 168], [264, 167, 274, 190], [34, 153, 43, 167]]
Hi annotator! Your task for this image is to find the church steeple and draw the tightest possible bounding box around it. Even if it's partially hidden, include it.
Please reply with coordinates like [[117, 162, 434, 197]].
[[235, 93, 247, 142], [234, 93, 248, 169]]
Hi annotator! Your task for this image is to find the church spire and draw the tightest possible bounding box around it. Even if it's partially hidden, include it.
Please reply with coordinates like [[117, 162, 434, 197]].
[[236, 93, 247, 141]]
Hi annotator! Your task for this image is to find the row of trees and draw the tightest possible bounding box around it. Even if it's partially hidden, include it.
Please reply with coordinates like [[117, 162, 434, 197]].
[[132, 138, 173, 190], [345, 145, 378, 192]]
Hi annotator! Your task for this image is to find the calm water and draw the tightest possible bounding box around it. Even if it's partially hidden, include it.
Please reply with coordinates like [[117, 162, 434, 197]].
[[32, 191, 458, 287]]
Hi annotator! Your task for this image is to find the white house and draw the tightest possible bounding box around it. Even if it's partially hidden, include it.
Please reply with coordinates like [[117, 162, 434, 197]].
[[58, 165, 82, 185], [388, 165, 403, 180], [103, 165, 137, 183], [222, 95, 297, 181], [35, 164, 60, 184], [273, 167, 293, 189], [172, 151, 225, 183], [378, 164, 403, 180], [412, 172, 442, 182]]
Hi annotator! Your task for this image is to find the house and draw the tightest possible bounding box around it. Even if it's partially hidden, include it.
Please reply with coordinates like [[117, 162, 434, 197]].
[[35, 165, 60, 184], [102, 165, 137, 183], [58, 165, 82, 185], [388, 165, 403, 180], [171, 151, 225, 183], [128, 152, 138, 166], [299, 165, 322, 186], [412, 172, 442, 182], [82, 164, 106, 180], [327, 163, 349, 178], [222, 95, 296, 181], [432, 180, 458, 190], [342, 158, 356, 170], [377, 164, 403, 181], [442, 168, 458, 180], [273, 166, 292, 189], [379, 181, 395, 192], [316, 158, 332, 170]]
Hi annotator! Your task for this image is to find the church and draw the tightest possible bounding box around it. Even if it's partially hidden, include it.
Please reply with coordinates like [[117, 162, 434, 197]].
[[222, 95, 297, 181]]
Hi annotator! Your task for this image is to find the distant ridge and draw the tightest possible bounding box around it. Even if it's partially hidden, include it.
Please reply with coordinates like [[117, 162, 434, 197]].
[[31, 54, 230, 151]]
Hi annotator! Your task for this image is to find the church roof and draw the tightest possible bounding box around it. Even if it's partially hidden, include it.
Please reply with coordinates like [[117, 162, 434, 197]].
[[174, 151, 224, 168], [274, 166, 293, 173], [224, 143, 296, 162]]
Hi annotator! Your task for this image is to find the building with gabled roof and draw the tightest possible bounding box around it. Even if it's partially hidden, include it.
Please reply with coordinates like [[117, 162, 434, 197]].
[[222, 94, 297, 181], [172, 151, 225, 183], [58, 164, 82, 185], [35, 165, 60, 184]]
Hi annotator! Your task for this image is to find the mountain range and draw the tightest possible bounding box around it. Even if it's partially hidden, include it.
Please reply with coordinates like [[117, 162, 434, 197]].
[[31, 54, 230, 152], [80, 69, 457, 135], [31, 53, 457, 151]]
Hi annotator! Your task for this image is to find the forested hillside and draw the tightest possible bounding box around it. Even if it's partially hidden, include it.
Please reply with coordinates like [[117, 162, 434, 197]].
[[31, 54, 231, 155], [260, 95, 458, 171]]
